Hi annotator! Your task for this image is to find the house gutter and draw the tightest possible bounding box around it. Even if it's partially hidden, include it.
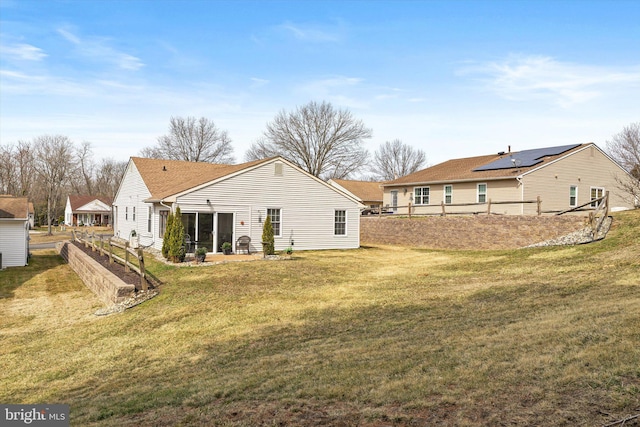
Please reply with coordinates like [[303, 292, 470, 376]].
[[381, 176, 518, 188]]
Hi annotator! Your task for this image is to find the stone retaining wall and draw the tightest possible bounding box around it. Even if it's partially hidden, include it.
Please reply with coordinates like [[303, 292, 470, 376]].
[[56, 241, 135, 304], [360, 215, 589, 250]]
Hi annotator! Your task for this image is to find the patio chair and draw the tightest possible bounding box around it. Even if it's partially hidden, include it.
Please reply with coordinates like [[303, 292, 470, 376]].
[[184, 234, 192, 253], [236, 235, 251, 254]]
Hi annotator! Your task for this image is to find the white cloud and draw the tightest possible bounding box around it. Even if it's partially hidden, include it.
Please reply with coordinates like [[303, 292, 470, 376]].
[[56, 26, 144, 71], [250, 77, 269, 88], [1, 43, 47, 61], [297, 76, 369, 108], [460, 55, 640, 108], [278, 21, 343, 43]]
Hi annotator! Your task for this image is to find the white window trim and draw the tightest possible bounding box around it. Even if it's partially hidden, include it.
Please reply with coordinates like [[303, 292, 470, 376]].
[[590, 186, 605, 208], [444, 185, 453, 204], [414, 186, 430, 205], [267, 208, 282, 237], [569, 185, 578, 207], [390, 190, 398, 212], [477, 183, 487, 203], [334, 209, 347, 236]]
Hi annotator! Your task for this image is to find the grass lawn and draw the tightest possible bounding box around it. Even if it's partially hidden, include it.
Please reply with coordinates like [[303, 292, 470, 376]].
[[2, 211, 639, 426]]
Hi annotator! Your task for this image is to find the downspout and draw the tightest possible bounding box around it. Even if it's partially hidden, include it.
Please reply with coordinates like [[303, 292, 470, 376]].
[[516, 175, 524, 214]]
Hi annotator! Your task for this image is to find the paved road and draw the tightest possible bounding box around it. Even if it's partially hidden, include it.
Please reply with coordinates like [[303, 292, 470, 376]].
[[30, 233, 114, 251]]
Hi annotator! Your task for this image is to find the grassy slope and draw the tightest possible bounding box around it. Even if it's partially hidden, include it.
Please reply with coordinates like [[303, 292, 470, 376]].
[[1, 211, 639, 426]]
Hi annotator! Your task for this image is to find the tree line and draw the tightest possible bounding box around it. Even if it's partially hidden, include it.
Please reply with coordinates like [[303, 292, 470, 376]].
[[0, 136, 127, 232], [2, 100, 638, 230], [138, 101, 428, 182]]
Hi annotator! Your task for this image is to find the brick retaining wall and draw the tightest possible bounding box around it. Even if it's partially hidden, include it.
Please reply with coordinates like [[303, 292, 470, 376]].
[[360, 215, 589, 250], [56, 241, 135, 304]]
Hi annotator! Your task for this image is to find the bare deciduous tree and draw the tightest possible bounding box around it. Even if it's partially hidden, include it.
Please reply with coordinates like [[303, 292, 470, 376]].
[[245, 101, 372, 179], [141, 116, 234, 164], [94, 158, 127, 199], [74, 141, 95, 195], [606, 122, 640, 207], [371, 139, 427, 181], [33, 135, 77, 234]]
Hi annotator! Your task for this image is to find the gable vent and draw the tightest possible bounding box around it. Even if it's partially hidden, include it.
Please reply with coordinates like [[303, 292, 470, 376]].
[[274, 162, 283, 176]]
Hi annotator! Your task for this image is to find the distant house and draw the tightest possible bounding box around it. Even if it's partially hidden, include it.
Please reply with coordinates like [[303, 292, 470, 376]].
[[0, 195, 30, 268], [328, 179, 383, 214], [382, 143, 636, 215], [28, 202, 35, 229], [64, 195, 112, 226], [112, 156, 363, 254]]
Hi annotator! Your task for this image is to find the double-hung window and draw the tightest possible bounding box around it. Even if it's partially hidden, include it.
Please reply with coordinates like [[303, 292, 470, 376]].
[[147, 207, 152, 233], [444, 185, 453, 204], [569, 185, 578, 207], [414, 187, 430, 205], [590, 187, 604, 208], [159, 211, 168, 238], [133, 207, 136, 221], [125, 207, 128, 220], [477, 183, 487, 203], [267, 208, 281, 236], [334, 210, 346, 235]]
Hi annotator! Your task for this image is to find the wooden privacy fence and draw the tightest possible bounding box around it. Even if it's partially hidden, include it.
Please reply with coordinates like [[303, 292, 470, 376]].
[[373, 197, 543, 218], [71, 230, 149, 291]]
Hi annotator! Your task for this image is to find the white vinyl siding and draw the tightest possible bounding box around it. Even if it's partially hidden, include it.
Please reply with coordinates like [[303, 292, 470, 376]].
[[0, 221, 29, 267], [175, 160, 360, 251], [112, 160, 153, 246]]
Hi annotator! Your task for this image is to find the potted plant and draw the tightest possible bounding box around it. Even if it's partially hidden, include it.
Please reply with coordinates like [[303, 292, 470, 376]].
[[221, 241, 232, 255], [284, 246, 293, 258], [195, 246, 207, 262]]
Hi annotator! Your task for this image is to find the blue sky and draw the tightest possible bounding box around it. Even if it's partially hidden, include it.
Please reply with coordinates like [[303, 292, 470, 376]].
[[1, 0, 639, 167]]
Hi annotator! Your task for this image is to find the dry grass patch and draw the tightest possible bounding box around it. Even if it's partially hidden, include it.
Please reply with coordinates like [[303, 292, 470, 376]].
[[1, 212, 640, 426]]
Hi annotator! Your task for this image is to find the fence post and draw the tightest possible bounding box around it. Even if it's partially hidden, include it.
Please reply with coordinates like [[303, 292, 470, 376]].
[[408, 202, 412, 219], [91, 232, 96, 251], [138, 248, 148, 291], [378, 203, 382, 217], [537, 196, 542, 216], [441, 200, 446, 216], [84, 232, 88, 248], [108, 238, 114, 264], [125, 242, 130, 272], [487, 199, 492, 215]]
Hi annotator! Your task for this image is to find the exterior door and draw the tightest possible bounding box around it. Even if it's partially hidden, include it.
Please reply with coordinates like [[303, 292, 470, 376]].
[[197, 213, 214, 253], [216, 213, 233, 253], [390, 190, 398, 212]]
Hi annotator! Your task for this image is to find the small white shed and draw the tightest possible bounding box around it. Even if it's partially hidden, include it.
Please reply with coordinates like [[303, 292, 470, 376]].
[[0, 196, 30, 268]]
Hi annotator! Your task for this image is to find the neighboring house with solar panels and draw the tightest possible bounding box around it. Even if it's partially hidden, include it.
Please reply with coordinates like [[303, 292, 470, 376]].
[[381, 143, 636, 215]]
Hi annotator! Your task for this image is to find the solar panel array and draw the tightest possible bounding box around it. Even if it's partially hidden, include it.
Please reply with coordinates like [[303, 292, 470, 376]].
[[473, 144, 580, 171]]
